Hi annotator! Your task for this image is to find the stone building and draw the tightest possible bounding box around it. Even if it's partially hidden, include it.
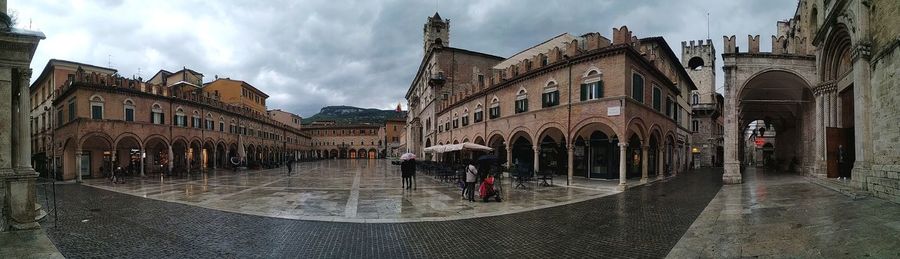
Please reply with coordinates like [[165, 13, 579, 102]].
[[406, 13, 696, 189], [0, 0, 45, 231], [384, 117, 406, 157], [683, 40, 724, 168], [268, 109, 303, 130], [29, 60, 312, 181], [303, 123, 385, 159], [721, 0, 900, 203]]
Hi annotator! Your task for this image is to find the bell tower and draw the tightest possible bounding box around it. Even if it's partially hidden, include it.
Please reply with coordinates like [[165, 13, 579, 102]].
[[423, 12, 449, 52], [682, 39, 716, 104]]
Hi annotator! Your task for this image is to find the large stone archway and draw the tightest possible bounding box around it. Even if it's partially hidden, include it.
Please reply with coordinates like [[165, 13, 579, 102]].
[[722, 52, 816, 184]]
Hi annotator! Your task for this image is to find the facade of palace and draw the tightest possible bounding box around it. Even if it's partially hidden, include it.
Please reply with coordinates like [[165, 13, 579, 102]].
[[405, 13, 697, 189], [720, 0, 900, 202], [28, 60, 314, 181]]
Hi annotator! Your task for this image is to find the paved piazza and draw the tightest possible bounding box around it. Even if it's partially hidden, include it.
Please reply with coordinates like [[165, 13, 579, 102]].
[[82, 160, 619, 222]]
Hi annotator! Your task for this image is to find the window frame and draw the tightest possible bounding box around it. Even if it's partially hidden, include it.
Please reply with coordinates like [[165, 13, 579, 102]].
[[631, 72, 645, 103]]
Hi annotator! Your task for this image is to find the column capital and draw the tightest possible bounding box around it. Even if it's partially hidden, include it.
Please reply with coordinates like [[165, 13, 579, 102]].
[[851, 42, 872, 61], [641, 145, 649, 150], [18, 67, 33, 81], [618, 143, 628, 147]]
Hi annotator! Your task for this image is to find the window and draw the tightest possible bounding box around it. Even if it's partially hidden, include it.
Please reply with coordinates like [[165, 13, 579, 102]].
[[692, 120, 699, 132], [123, 99, 135, 122], [652, 86, 661, 111], [665, 97, 673, 117], [68, 99, 76, 122], [581, 70, 603, 101], [515, 89, 528, 113], [151, 104, 164, 124], [461, 114, 469, 126], [192, 111, 201, 128], [452, 115, 459, 128], [692, 93, 699, 104], [445, 121, 450, 130], [542, 82, 559, 108], [632, 73, 644, 103], [474, 105, 484, 123], [90, 95, 104, 120], [489, 99, 500, 119], [220, 122, 224, 132], [175, 108, 186, 127], [56, 109, 63, 127], [478, 74, 485, 88]]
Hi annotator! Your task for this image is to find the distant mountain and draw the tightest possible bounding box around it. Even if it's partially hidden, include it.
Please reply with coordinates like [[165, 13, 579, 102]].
[[302, 105, 406, 125]]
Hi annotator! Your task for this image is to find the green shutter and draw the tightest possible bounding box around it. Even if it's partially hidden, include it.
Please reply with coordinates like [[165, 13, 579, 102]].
[[598, 81, 604, 98]]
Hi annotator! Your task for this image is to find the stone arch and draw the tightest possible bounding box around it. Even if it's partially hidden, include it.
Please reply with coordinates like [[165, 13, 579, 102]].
[[582, 66, 602, 78], [79, 131, 113, 149], [625, 117, 648, 142], [474, 136, 485, 145], [737, 68, 815, 99], [688, 56, 704, 70], [113, 132, 143, 149], [536, 122, 568, 143], [821, 23, 853, 81], [506, 126, 533, 145], [571, 117, 622, 142]]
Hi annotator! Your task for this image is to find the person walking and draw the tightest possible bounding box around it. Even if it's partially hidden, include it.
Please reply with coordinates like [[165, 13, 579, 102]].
[[465, 160, 478, 202], [286, 159, 294, 175], [409, 158, 417, 190]]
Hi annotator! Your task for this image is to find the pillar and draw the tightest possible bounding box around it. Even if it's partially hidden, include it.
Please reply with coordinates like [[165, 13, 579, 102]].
[[110, 150, 116, 177], [532, 145, 540, 173], [139, 148, 145, 177], [567, 146, 574, 185], [618, 143, 628, 190], [829, 91, 838, 127], [212, 147, 217, 170], [814, 90, 825, 174], [722, 64, 741, 184], [167, 145, 174, 171], [13, 69, 32, 171], [640, 145, 649, 183], [851, 42, 872, 189], [505, 146, 512, 168], [657, 149, 664, 179], [75, 151, 83, 183]]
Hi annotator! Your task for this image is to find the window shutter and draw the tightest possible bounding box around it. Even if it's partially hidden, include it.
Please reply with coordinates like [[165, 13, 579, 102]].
[[598, 81, 604, 98]]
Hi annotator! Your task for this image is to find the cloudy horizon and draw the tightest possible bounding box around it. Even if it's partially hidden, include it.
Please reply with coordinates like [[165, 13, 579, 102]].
[[17, 0, 797, 117]]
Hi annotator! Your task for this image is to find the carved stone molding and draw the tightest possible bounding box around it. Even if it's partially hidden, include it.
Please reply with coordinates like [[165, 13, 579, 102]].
[[852, 42, 872, 61]]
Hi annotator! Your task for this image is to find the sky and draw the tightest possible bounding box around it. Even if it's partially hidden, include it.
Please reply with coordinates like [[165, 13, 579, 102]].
[[15, 0, 798, 117]]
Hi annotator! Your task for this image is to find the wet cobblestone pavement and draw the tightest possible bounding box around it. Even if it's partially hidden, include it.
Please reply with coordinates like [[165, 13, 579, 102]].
[[39, 168, 724, 258]]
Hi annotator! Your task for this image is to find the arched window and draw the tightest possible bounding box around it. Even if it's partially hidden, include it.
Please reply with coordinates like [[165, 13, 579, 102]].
[[515, 88, 528, 113], [489, 96, 501, 119], [205, 113, 214, 130], [192, 110, 201, 128], [542, 80, 560, 108], [123, 99, 135, 122], [175, 108, 186, 127], [90, 95, 104, 120], [474, 103, 484, 122], [581, 70, 604, 101], [461, 108, 470, 126], [219, 116, 225, 132], [151, 103, 164, 124], [692, 93, 699, 104], [452, 112, 459, 129]]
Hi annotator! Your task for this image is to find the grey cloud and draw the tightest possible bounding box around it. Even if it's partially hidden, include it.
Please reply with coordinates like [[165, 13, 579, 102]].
[[20, 0, 797, 117]]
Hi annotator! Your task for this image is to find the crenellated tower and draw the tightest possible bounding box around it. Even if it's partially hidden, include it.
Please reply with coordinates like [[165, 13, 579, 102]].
[[423, 12, 449, 52], [681, 39, 716, 104]]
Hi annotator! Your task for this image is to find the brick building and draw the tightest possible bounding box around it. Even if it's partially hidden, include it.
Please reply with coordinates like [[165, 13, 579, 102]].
[[29, 60, 312, 182], [406, 13, 696, 189], [303, 123, 385, 159]]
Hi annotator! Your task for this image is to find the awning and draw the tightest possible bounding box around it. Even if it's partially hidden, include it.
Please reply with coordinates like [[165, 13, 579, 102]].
[[424, 142, 494, 153]]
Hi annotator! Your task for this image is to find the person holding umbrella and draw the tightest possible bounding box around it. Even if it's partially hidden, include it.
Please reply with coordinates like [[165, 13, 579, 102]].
[[400, 153, 417, 190]]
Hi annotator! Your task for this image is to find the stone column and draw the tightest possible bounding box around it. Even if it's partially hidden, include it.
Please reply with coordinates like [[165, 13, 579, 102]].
[[139, 148, 145, 177], [505, 146, 512, 168], [167, 146, 174, 171], [823, 89, 831, 127], [657, 149, 664, 180], [110, 150, 116, 177], [814, 90, 825, 174], [211, 147, 217, 170], [836, 91, 842, 128], [851, 42, 872, 189], [532, 145, 540, 173], [618, 143, 628, 191], [640, 145, 648, 183], [3, 68, 40, 230], [14, 69, 32, 171], [830, 90, 838, 127], [567, 146, 574, 185], [75, 151, 83, 183], [722, 65, 741, 184]]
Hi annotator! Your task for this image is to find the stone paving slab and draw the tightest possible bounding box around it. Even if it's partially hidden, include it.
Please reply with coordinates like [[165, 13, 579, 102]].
[[39, 167, 724, 258], [667, 168, 900, 258]]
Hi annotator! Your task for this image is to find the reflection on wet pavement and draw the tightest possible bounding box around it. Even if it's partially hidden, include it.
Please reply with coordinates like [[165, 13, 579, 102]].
[[82, 159, 621, 222], [668, 168, 900, 258]]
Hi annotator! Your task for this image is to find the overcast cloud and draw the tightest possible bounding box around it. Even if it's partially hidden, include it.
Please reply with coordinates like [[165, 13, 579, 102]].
[[16, 0, 796, 117]]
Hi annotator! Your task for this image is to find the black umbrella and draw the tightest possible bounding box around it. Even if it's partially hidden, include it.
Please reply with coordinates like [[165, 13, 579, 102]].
[[477, 154, 498, 163]]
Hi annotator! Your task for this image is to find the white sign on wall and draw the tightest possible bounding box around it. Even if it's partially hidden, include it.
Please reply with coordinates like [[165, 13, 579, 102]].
[[607, 106, 621, 116]]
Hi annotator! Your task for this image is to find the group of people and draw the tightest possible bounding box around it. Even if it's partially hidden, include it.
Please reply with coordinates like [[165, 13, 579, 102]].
[[400, 158, 417, 190], [462, 160, 501, 202]]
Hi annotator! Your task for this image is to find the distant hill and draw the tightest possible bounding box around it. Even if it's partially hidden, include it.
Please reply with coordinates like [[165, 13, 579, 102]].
[[302, 105, 406, 125]]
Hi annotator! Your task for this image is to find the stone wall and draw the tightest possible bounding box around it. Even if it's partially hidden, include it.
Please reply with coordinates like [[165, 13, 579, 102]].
[[866, 42, 899, 203]]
